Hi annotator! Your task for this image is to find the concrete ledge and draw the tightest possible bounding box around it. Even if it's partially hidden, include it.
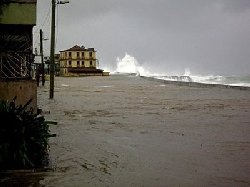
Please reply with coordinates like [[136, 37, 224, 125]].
[[140, 76, 250, 91]]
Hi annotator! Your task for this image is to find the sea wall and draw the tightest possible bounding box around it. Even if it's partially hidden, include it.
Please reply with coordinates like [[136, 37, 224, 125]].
[[140, 76, 250, 91]]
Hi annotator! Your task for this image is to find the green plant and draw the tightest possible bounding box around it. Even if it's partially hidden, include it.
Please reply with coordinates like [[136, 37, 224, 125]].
[[0, 97, 56, 169]]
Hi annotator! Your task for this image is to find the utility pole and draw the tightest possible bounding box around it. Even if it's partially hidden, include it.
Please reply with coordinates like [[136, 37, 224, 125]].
[[40, 29, 45, 86], [49, 0, 56, 99], [49, 0, 69, 99]]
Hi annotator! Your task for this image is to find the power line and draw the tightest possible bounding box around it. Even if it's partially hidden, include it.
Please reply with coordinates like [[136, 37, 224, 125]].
[[33, 6, 52, 51]]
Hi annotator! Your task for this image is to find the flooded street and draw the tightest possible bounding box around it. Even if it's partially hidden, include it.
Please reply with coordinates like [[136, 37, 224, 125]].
[[1, 75, 250, 186]]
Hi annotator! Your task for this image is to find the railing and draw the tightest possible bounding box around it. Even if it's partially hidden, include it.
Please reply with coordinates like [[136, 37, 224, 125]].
[[0, 25, 33, 79], [0, 51, 32, 79], [59, 57, 96, 60]]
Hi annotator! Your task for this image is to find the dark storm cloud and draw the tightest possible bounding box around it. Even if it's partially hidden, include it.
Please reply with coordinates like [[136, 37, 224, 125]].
[[35, 0, 250, 75]]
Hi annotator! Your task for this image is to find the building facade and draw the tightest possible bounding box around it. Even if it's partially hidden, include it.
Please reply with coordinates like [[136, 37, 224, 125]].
[[0, 0, 36, 79], [0, 0, 37, 110], [59, 45, 108, 76]]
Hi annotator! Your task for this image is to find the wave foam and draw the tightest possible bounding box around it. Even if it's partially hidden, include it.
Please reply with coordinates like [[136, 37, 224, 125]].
[[112, 53, 250, 87], [114, 53, 151, 76]]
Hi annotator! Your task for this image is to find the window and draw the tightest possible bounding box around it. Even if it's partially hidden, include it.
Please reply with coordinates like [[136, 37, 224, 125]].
[[77, 52, 80, 58], [82, 52, 84, 58], [89, 52, 92, 57], [68, 61, 72, 67], [77, 61, 80, 67], [90, 61, 93, 66], [82, 61, 84, 66], [69, 52, 72, 58]]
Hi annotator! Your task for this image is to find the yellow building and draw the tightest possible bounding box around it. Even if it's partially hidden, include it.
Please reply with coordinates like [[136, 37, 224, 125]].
[[59, 45, 109, 76]]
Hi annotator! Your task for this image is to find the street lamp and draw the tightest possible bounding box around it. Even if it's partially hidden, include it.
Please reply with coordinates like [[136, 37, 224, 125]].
[[49, 0, 69, 99]]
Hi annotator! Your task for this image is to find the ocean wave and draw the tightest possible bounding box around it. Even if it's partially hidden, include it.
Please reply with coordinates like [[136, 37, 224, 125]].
[[113, 53, 250, 88]]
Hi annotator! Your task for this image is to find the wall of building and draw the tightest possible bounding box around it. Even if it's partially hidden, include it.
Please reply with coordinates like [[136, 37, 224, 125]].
[[0, 0, 37, 111], [60, 51, 96, 60], [0, 80, 37, 111], [59, 50, 98, 76], [63, 60, 96, 68], [0, 1, 36, 25]]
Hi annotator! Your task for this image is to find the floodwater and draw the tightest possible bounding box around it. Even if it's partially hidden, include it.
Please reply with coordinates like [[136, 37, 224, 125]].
[[1, 75, 250, 186]]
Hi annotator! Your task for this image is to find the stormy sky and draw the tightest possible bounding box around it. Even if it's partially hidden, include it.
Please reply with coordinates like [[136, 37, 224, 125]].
[[34, 0, 250, 76]]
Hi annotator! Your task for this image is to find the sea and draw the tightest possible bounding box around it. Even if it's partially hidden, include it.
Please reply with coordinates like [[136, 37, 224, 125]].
[[104, 54, 250, 88]]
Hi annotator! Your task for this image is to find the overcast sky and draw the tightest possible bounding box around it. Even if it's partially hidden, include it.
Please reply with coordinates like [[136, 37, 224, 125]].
[[34, 0, 250, 76]]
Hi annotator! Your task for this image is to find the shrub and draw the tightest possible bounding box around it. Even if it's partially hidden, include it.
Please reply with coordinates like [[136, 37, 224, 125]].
[[0, 97, 56, 169]]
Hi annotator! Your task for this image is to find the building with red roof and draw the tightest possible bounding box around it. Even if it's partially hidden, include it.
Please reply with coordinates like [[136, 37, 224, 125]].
[[59, 45, 109, 76]]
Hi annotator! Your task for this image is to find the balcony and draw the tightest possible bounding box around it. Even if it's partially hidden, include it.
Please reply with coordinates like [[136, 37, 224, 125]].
[[68, 67, 103, 73]]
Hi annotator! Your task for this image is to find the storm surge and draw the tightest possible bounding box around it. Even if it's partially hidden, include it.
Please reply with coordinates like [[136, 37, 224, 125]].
[[113, 53, 149, 76], [112, 53, 190, 81], [111, 53, 250, 88]]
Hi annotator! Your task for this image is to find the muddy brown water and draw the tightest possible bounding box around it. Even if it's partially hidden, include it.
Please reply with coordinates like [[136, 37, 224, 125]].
[[1, 75, 250, 187]]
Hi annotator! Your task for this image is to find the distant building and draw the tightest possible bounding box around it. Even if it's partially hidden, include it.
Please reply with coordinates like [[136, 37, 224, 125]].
[[54, 53, 60, 76], [59, 45, 109, 76]]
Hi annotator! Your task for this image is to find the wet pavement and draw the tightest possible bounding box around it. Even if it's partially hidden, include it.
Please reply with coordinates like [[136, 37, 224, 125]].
[[1, 75, 250, 187]]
